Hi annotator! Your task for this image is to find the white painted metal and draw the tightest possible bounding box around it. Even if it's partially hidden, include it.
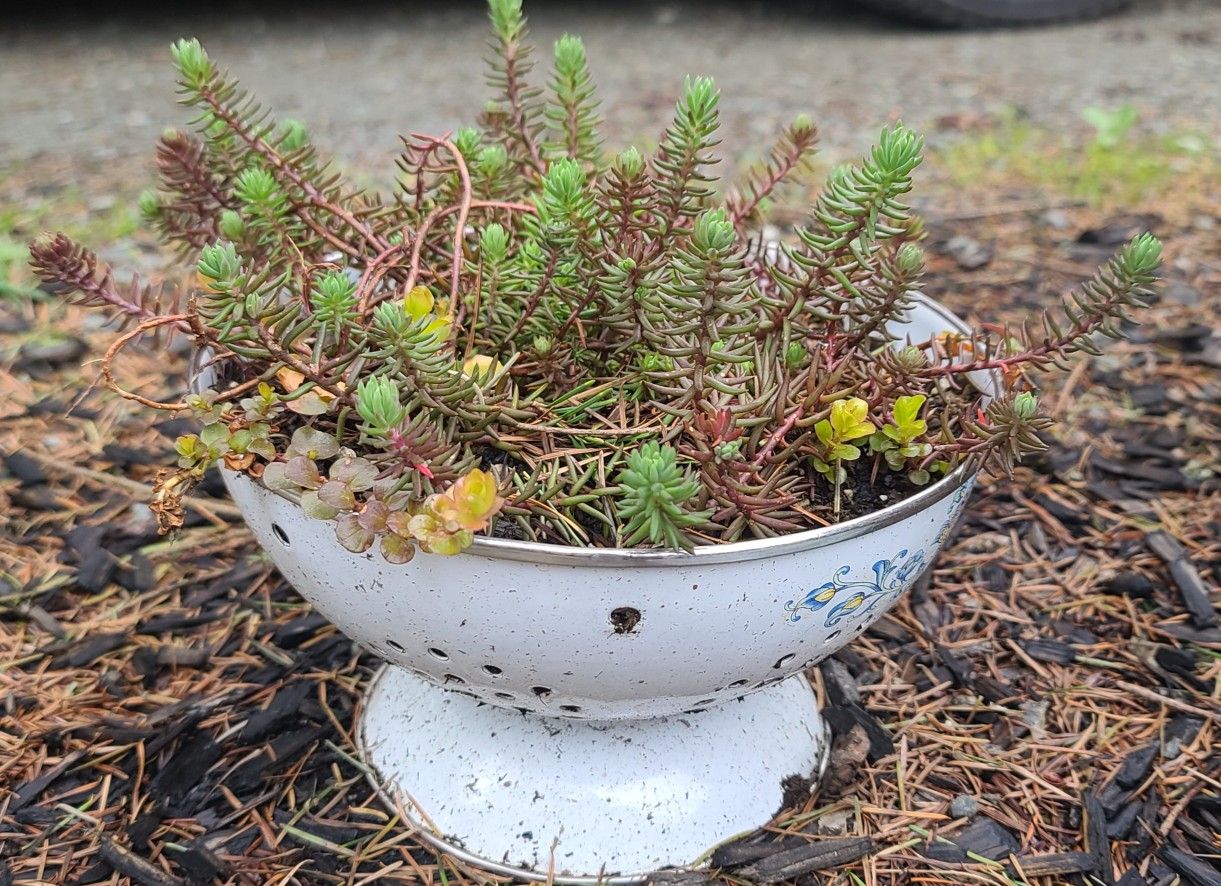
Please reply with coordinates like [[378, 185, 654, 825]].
[[357, 666, 827, 881], [207, 295, 983, 881], [225, 467, 972, 719]]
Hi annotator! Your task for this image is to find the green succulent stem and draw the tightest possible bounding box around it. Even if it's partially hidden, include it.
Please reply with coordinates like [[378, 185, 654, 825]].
[[616, 442, 712, 550], [27, 0, 1163, 553]]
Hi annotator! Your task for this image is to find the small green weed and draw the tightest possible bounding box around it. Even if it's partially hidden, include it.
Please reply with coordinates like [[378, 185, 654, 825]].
[[0, 177, 142, 302], [0, 234, 41, 300], [935, 106, 1214, 206]]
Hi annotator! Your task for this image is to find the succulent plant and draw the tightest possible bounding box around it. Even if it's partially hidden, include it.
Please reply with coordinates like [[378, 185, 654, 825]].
[[29, 0, 1161, 560]]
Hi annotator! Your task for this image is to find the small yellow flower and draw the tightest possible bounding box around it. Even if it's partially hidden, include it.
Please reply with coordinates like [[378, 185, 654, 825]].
[[404, 285, 435, 321], [403, 285, 452, 340]]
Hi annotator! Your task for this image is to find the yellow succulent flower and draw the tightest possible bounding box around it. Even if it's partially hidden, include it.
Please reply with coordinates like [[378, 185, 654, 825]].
[[404, 285, 435, 320], [403, 285, 452, 341]]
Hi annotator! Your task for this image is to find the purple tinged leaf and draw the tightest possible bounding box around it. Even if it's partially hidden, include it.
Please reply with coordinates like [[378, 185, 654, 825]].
[[335, 512, 374, 553], [317, 479, 356, 511], [371, 477, 411, 510], [284, 455, 324, 489], [357, 499, 390, 533], [385, 511, 414, 539], [379, 533, 416, 564], [330, 455, 377, 492], [287, 426, 340, 460], [300, 490, 339, 520], [262, 461, 294, 491]]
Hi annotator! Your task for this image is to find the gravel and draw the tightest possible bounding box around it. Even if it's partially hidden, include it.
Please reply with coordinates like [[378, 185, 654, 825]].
[[2, 0, 1218, 181]]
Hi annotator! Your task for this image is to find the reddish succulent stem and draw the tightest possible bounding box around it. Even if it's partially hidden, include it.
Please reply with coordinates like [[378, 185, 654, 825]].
[[919, 322, 1092, 378], [102, 315, 194, 410], [355, 240, 410, 315], [372, 199, 535, 316], [555, 282, 601, 342], [503, 255, 558, 341], [158, 132, 235, 209], [196, 84, 392, 255], [404, 137, 445, 211], [417, 136, 474, 311], [253, 325, 346, 400], [753, 406, 803, 467], [500, 47, 545, 177], [728, 151, 801, 226]]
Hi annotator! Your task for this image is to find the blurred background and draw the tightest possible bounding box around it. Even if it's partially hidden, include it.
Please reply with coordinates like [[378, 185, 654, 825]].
[[1, 1, 1217, 239], [1, 0, 1217, 384], [3, 0, 1217, 359]]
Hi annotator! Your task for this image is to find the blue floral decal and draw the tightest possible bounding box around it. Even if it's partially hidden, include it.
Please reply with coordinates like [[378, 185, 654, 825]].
[[785, 548, 927, 626], [936, 483, 971, 547]]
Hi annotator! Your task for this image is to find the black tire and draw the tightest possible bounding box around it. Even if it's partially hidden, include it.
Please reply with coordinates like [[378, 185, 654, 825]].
[[860, 0, 1132, 27]]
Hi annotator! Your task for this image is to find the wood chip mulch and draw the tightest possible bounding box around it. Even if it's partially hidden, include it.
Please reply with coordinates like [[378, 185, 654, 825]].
[[1, 197, 1218, 885]]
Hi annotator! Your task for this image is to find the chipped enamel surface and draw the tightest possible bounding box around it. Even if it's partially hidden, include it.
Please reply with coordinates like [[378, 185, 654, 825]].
[[212, 296, 982, 881], [217, 295, 981, 722], [357, 667, 826, 882], [225, 468, 972, 719]]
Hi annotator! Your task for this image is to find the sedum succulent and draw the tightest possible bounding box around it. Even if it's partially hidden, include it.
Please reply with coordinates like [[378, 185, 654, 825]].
[[30, 0, 1160, 560], [616, 442, 712, 551]]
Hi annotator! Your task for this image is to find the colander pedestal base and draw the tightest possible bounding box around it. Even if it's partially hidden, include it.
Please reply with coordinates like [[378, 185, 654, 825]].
[[357, 666, 828, 884]]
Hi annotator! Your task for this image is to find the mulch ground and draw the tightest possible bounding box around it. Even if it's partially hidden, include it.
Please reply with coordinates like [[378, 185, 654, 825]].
[[1, 165, 1218, 885]]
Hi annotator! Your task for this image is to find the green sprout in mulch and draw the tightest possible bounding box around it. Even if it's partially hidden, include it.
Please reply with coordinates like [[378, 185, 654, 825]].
[[935, 105, 1217, 207]]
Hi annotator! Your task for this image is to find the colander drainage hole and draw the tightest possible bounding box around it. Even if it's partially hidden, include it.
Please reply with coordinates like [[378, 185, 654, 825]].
[[444, 674, 465, 685], [494, 691, 514, 700], [482, 664, 502, 676], [609, 606, 641, 634], [560, 704, 581, 714], [385, 639, 406, 653], [428, 647, 449, 661], [271, 523, 290, 546], [773, 653, 795, 669], [532, 686, 552, 698]]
